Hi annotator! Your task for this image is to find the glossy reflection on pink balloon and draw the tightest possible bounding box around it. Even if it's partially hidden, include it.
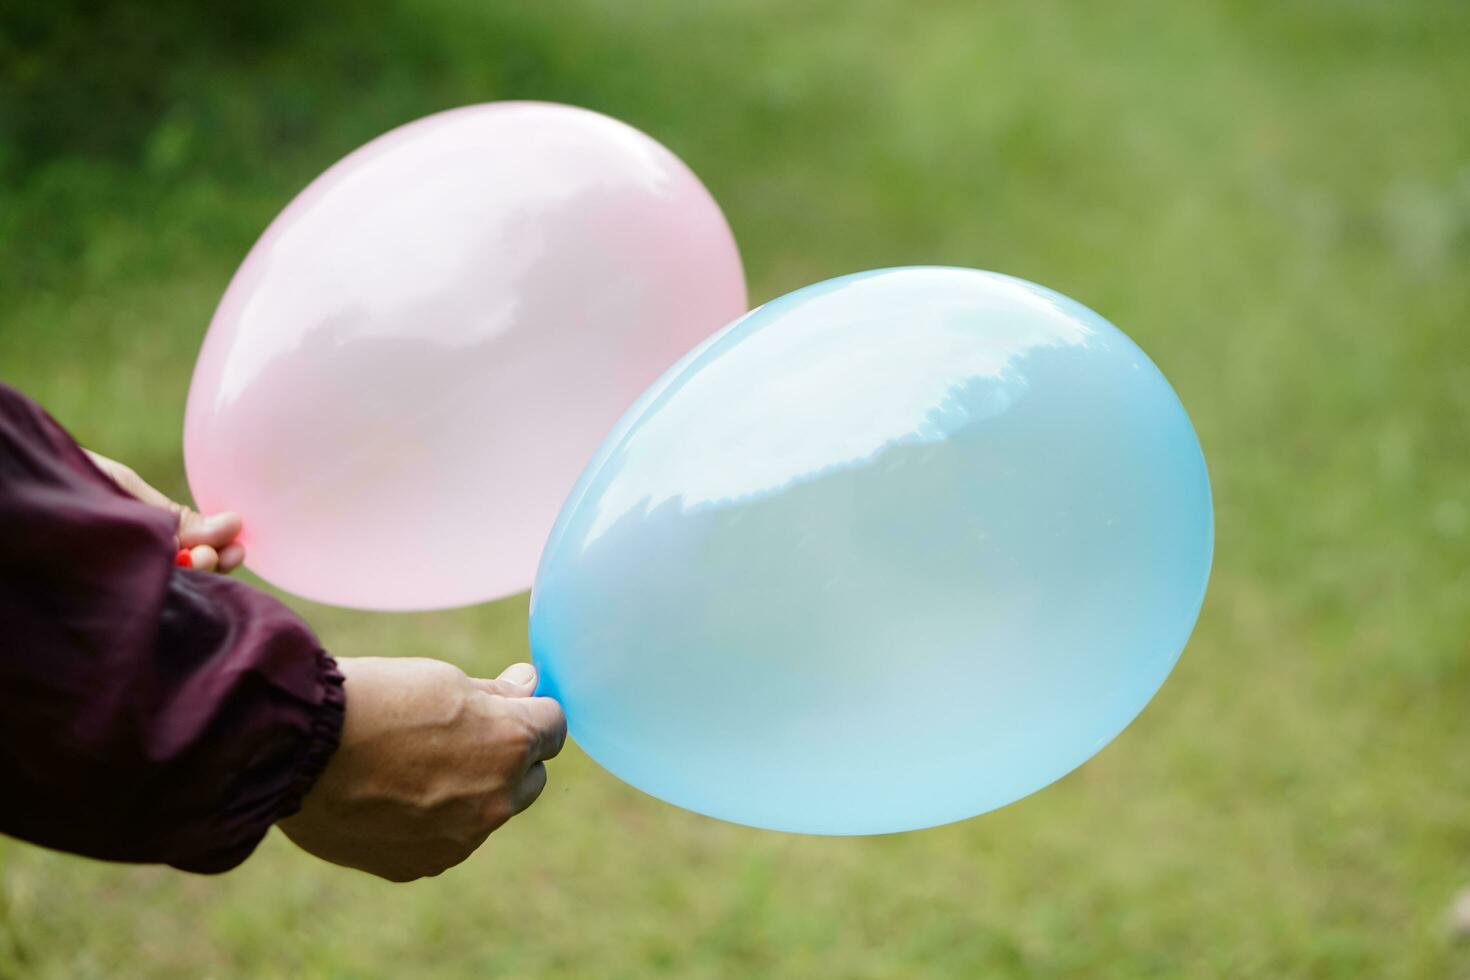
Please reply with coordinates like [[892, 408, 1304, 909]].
[[184, 102, 746, 610]]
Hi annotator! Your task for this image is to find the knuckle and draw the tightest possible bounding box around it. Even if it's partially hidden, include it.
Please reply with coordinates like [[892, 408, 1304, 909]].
[[535, 705, 568, 756], [423, 659, 468, 683], [480, 794, 515, 829], [509, 719, 537, 755], [409, 659, 470, 698]]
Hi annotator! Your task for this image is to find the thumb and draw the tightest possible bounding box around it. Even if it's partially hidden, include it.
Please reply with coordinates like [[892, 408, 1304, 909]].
[[471, 662, 538, 698]]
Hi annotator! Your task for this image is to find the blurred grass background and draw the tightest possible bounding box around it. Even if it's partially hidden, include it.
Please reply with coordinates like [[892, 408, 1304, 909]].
[[2, 0, 1469, 976]]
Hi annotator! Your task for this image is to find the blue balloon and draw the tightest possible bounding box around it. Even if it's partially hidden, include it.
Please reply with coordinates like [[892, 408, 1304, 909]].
[[531, 267, 1212, 834]]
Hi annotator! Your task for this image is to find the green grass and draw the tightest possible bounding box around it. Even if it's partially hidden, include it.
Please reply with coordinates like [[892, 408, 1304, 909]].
[[3, 0, 1469, 976]]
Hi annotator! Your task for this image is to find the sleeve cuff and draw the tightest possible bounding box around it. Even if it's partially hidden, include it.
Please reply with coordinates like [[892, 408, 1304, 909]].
[[167, 644, 347, 875], [274, 647, 347, 823]]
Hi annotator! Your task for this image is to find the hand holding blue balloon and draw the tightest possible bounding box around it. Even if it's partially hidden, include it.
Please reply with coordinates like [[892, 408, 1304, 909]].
[[531, 267, 1212, 834]]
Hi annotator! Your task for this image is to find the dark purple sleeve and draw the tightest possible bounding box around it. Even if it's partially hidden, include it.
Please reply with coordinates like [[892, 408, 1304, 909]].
[[0, 383, 345, 873]]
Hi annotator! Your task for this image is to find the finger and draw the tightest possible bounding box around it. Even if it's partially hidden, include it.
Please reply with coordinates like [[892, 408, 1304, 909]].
[[84, 451, 176, 510], [515, 696, 568, 763], [513, 762, 548, 813], [189, 545, 220, 572], [217, 543, 246, 574], [178, 510, 243, 550], [121, 475, 176, 510], [469, 662, 538, 699]]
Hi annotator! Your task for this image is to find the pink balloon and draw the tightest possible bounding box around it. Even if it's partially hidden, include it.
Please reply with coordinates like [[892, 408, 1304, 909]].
[[184, 102, 746, 610]]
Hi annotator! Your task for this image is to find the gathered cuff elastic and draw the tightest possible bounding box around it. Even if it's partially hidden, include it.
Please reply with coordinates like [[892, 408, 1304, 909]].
[[275, 648, 347, 822]]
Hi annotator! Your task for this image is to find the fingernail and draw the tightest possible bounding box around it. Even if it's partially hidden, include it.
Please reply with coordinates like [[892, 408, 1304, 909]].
[[502, 663, 536, 687], [204, 512, 238, 532], [175, 548, 193, 569]]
